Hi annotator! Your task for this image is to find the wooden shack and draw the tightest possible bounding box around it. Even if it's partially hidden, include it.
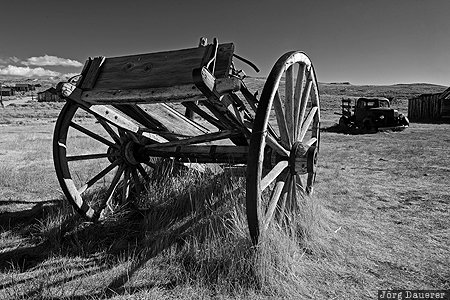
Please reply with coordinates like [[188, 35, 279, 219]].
[[0, 86, 15, 96], [37, 87, 62, 102], [408, 86, 450, 122], [14, 83, 30, 92]]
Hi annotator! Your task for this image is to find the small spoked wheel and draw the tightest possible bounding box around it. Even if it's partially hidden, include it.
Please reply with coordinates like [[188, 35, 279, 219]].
[[53, 102, 153, 220], [246, 51, 320, 245]]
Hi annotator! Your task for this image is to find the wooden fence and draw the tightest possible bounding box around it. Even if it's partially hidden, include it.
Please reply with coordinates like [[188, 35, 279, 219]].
[[408, 93, 442, 122]]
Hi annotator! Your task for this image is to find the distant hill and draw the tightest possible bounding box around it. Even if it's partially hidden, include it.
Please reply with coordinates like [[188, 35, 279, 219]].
[[242, 77, 446, 100], [318, 82, 447, 100]]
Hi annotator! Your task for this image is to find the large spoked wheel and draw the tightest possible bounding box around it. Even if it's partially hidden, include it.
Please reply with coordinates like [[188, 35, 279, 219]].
[[53, 101, 153, 220], [246, 52, 320, 245]]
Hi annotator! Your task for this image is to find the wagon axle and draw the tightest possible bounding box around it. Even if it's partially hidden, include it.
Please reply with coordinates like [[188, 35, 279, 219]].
[[115, 137, 317, 177]]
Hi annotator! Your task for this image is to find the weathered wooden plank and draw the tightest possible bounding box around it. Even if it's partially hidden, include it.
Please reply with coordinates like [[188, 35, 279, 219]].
[[137, 103, 210, 137], [80, 84, 204, 104], [159, 103, 210, 133], [113, 104, 169, 134], [91, 43, 234, 90], [76, 57, 93, 88], [215, 77, 241, 94], [202, 98, 250, 142], [89, 105, 141, 133], [80, 57, 106, 90], [182, 101, 225, 130], [144, 130, 241, 149]]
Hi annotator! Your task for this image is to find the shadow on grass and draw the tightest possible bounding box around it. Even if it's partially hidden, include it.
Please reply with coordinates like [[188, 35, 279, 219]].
[[0, 200, 66, 271], [321, 124, 377, 135], [0, 168, 249, 299]]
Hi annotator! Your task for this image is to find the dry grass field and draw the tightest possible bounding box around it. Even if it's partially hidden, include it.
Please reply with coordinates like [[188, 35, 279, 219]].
[[0, 81, 448, 299]]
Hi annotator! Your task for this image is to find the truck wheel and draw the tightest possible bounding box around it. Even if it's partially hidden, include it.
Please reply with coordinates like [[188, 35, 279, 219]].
[[399, 114, 409, 126]]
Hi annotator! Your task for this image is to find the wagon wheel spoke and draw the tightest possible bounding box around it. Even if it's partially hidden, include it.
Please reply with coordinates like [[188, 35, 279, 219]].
[[78, 160, 121, 195], [293, 64, 306, 139], [122, 168, 131, 203], [298, 106, 318, 142], [263, 172, 290, 232], [306, 172, 315, 195], [97, 117, 121, 144], [67, 153, 115, 162], [261, 160, 289, 191], [285, 65, 295, 143], [276, 173, 297, 227], [287, 174, 298, 217], [266, 134, 290, 157], [296, 74, 313, 141], [275, 172, 301, 230], [304, 137, 318, 148], [99, 164, 125, 215], [273, 91, 291, 148], [70, 121, 118, 148], [295, 174, 305, 192], [279, 174, 295, 229], [275, 181, 288, 226]]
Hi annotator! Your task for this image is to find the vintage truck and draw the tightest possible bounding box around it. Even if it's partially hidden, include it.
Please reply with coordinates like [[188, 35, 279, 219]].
[[338, 97, 409, 132]]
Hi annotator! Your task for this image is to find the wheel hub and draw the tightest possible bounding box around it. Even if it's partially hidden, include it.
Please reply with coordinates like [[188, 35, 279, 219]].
[[107, 139, 147, 166], [289, 142, 317, 175], [123, 141, 140, 166]]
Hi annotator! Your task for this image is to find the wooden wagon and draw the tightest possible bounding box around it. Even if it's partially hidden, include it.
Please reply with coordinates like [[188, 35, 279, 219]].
[[53, 38, 320, 244]]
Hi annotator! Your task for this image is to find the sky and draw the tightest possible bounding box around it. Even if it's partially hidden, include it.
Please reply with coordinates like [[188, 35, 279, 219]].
[[0, 0, 449, 85]]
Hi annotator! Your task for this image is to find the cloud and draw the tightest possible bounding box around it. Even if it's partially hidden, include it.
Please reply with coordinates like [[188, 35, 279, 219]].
[[0, 65, 61, 77], [23, 55, 83, 67], [62, 72, 81, 79], [10, 56, 20, 64], [0, 56, 21, 65]]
